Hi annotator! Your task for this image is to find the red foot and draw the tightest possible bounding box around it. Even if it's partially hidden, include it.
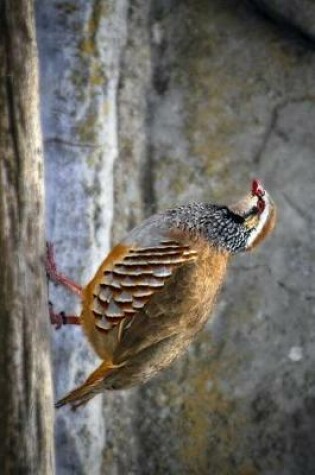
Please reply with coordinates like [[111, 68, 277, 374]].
[[49, 302, 81, 330], [45, 242, 83, 298]]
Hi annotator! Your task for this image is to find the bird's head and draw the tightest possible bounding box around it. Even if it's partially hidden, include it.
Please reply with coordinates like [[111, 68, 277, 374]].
[[230, 179, 277, 251], [165, 179, 276, 254]]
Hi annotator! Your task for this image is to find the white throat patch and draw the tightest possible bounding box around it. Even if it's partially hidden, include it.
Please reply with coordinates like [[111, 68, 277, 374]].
[[246, 197, 271, 248]]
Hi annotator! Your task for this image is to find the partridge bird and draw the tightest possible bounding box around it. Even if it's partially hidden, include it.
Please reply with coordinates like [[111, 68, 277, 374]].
[[46, 179, 276, 408]]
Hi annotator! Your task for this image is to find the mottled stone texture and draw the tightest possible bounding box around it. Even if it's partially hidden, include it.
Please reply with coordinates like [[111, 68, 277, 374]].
[[250, 0, 315, 41], [36, 1, 128, 473], [37, 0, 315, 474]]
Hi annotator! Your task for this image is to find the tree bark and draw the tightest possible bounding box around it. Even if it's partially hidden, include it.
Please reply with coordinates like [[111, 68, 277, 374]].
[[0, 1, 55, 473]]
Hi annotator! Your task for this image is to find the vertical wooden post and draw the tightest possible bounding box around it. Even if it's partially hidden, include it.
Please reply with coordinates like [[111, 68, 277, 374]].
[[0, 1, 55, 473]]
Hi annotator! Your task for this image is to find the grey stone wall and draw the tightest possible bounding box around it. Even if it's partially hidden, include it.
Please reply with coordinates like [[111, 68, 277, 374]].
[[37, 1, 315, 473], [250, 0, 315, 41]]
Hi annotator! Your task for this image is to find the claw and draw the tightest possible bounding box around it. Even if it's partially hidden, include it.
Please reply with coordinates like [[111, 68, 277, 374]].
[[49, 301, 63, 330], [49, 301, 81, 329], [45, 242, 57, 277]]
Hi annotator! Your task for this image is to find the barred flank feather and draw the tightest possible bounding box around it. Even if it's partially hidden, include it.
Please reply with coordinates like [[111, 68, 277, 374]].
[[90, 240, 197, 334]]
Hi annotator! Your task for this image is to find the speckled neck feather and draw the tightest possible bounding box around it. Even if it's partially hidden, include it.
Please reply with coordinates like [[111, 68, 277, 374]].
[[166, 203, 251, 253]]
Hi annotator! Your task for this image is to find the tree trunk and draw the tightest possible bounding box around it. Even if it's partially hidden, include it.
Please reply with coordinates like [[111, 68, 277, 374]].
[[0, 1, 55, 473]]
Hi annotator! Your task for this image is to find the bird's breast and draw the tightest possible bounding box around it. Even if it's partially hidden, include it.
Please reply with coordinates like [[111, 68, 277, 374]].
[[155, 243, 229, 332]]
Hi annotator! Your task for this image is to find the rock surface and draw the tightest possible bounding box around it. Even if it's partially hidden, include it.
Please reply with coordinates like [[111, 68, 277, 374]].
[[37, 0, 315, 473]]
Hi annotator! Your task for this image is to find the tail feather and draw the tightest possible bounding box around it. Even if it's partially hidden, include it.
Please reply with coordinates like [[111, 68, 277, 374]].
[[55, 383, 99, 409], [55, 362, 116, 409]]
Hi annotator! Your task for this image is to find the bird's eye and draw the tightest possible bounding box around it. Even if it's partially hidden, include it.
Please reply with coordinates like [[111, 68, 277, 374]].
[[257, 198, 265, 214]]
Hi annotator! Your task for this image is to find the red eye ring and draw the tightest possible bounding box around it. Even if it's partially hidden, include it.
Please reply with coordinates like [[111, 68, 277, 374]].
[[257, 198, 265, 214]]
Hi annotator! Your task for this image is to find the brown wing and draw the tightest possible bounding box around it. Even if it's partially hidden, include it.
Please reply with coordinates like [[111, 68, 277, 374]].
[[90, 240, 197, 333]]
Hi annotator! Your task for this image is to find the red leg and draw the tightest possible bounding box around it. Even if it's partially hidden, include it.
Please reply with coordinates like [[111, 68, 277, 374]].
[[49, 302, 81, 330], [45, 242, 83, 298]]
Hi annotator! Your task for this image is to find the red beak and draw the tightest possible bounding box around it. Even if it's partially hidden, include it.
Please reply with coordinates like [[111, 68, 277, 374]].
[[252, 179, 265, 198]]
